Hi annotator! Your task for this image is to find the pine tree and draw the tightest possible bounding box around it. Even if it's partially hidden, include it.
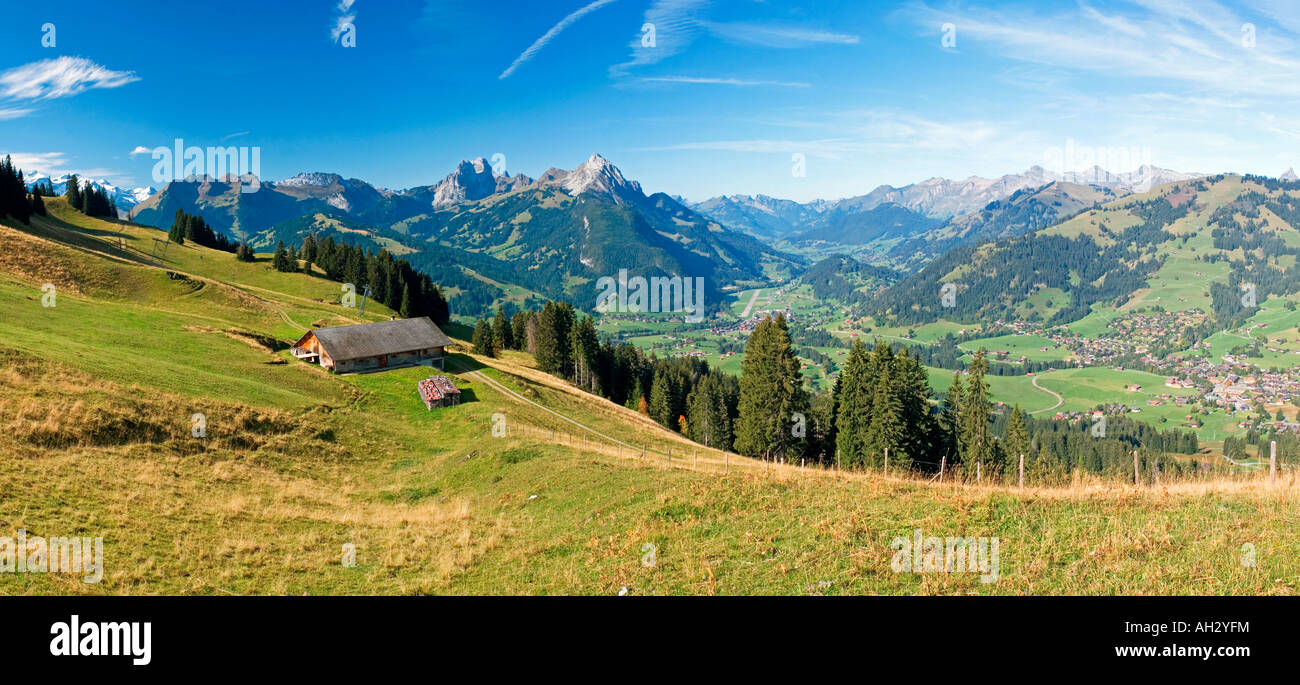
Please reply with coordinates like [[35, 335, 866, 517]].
[[834, 340, 872, 468], [65, 174, 81, 211], [493, 306, 514, 352], [938, 371, 963, 465], [734, 314, 808, 462], [272, 241, 292, 272], [1003, 405, 1030, 481], [535, 301, 573, 376], [648, 370, 673, 428], [472, 317, 495, 357], [30, 190, 45, 216], [959, 349, 994, 477], [399, 283, 413, 318], [863, 363, 905, 469], [570, 315, 600, 394]]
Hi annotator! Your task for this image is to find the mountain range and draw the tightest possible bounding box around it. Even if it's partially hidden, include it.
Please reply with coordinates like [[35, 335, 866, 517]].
[[689, 164, 1203, 244], [131, 154, 799, 314], [25, 173, 154, 215]]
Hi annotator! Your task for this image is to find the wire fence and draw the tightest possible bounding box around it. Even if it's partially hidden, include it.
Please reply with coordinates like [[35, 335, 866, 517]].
[[504, 421, 1300, 493]]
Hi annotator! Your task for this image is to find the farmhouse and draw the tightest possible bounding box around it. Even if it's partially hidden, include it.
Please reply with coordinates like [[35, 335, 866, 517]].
[[291, 317, 452, 373]]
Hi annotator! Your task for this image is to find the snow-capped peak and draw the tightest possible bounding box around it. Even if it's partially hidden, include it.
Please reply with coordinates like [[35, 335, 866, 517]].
[[562, 153, 643, 204], [25, 172, 155, 215]]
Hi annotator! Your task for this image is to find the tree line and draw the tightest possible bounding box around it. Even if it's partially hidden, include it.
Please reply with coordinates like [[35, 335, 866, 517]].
[[275, 234, 450, 324], [476, 301, 743, 450], [496, 304, 1206, 484], [167, 208, 239, 252]]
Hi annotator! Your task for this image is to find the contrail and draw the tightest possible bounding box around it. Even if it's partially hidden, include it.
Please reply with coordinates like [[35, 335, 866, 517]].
[[499, 0, 619, 79]]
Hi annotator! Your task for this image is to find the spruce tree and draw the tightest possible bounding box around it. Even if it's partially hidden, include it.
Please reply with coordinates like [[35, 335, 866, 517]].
[[65, 174, 81, 211], [1003, 405, 1030, 481], [874, 365, 908, 467], [834, 340, 872, 468], [472, 317, 495, 357], [399, 283, 413, 318], [734, 314, 809, 461], [272, 241, 291, 272], [570, 315, 600, 394], [648, 370, 673, 428], [493, 306, 514, 351], [959, 349, 994, 477], [937, 370, 963, 467]]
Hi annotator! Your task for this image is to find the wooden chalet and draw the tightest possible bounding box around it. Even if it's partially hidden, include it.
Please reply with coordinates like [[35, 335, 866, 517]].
[[291, 317, 452, 373]]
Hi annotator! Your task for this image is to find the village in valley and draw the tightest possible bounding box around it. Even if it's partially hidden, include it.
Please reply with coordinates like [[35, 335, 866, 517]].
[[590, 275, 1300, 446]]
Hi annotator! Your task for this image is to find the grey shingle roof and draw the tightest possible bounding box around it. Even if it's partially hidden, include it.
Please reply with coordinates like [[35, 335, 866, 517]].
[[310, 317, 451, 362]]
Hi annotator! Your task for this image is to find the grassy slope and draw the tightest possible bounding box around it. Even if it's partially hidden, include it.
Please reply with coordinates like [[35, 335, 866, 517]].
[[1, 205, 1297, 595]]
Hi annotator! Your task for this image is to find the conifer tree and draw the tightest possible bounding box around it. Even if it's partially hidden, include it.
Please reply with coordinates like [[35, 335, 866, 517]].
[[272, 241, 292, 272], [493, 306, 514, 351], [863, 362, 906, 468], [399, 283, 414, 318], [570, 315, 601, 394], [1003, 405, 1030, 481], [648, 370, 673, 428], [959, 349, 994, 477], [472, 317, 495, 357], [834, 340, 872, 468], [734, 314, 808, 461], [65, 174, 81, 211]]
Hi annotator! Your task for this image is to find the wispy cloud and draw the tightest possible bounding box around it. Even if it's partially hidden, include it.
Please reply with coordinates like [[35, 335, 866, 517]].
[[900, 0, 1300, 98], [637, 110, 1005, 159], [331, 0, 356, 43], [701, 22, 860, 48], [0, 57, 138, 101], [610, 1, 859, 78], [610, 0, 711, 76], [128, 146, 152, 157], [0, 151, 122, 181], [499, 0, 621, 79], [0, 107, 33, 120], [638, 76, 810, 87]]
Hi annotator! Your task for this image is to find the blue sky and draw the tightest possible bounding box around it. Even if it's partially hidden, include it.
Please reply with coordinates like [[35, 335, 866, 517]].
[[2, 0, 1299, 202]]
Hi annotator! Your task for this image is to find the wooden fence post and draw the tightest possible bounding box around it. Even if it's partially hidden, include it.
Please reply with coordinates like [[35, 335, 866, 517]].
[[976, 460, 981, 484], [939, 455, 946, 483], [693, 449, 697, 469], [836, 448, 841, 474], [725, 452, 729, 473], [1018, 453, 1025, 490], [1133, 451, 1140, 487], [1270, 441, 1277, 484], [884, 448, 889, 477]]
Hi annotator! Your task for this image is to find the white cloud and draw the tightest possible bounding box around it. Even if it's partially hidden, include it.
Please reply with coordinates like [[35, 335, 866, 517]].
[[701, 22, 860, 48], [637, 110, 1005, 160], [610, 0, 858, 77], [900, 1, 1300, 98], [0, 57, 138, 101], [129, 146, 152, 157], [499, 0, 621, 79], [331, 0, 357, 43], [0, 107, 33, 120]]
